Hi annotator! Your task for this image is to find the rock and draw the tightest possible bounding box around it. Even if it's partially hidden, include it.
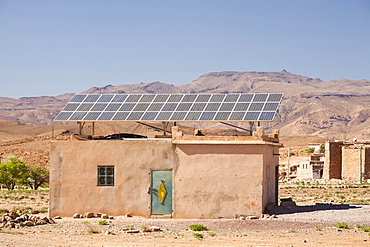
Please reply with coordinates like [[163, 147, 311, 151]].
[[239, 216, 246, 220], [121, 228, 129, 231], [73, 213, 81, 218], [247, 216, 259, 220], [24, 221, 34, 226], [38, 219, 48, 225], [47, 218, 55, 224], [101, 214, 109, 219], [54, 216, 62, 219], [125, 214, 132, 217], [84, 212, 95, 218], [261, 214, 270, 219], [96, 213, 102, 217], [109, 216, 114, 219], [31, 210, 39, 214], [126, 230, 140, 233], [9, 212, 19, 219], [5, 222, 15, 228], [105, 230, 111, 235], [149, 226, 161, 232], [269, 214, 277, 219]]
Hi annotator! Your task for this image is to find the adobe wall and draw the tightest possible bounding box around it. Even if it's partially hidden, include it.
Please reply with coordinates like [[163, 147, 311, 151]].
[[50, 140, 177, 217], [173, 143, 278, 218], [342, 146, 370, 181], [323, 141, 343, 179], [50, 138, 279, 218]]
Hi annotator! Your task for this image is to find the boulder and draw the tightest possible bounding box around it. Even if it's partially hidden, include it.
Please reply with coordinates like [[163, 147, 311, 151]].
[[84, 212, 95, 218], [9, 212, 19, 219], [24, 221, 35, 226], [73, 213, 81, 218]]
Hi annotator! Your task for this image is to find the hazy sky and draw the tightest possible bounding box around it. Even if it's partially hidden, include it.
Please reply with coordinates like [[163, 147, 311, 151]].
[[1, 0, 369, 98]]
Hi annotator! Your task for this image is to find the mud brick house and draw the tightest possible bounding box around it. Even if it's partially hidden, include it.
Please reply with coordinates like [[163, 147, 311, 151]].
[[50, 93, 283, 218], [324, 141, 370, 181]]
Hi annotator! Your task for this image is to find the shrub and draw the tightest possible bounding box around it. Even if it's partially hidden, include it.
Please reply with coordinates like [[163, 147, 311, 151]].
[[305, 147, 315, 153], [334, 222, 349, 229], [319, 143, 325, 153], [98, 220, 108, 225], [189, 224, 209, 231], [39, 207, 48, 213], [193, 233, 203, 239], [357, 225, 370, 232], [208, 232, 216, 236], [0, 158, 49, 190], [126, 225, 135, 230], [0, 158, 29, 190]]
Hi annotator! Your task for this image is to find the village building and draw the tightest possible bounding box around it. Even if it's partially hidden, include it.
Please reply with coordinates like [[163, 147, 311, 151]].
[[324, 141, 370, 182], [296, 154, 324, 179], [49, 93, 283, 219]]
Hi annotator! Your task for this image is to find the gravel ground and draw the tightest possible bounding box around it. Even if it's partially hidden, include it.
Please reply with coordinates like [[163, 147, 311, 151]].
[[1, 204, 370, 246]]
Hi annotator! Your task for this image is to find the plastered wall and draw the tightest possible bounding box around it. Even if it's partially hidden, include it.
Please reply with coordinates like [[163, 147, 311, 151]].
[[50, 139, 278, 218]]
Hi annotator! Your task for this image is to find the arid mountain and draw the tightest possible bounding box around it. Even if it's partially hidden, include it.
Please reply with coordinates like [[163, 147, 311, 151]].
[[1, 70, 370, 140]]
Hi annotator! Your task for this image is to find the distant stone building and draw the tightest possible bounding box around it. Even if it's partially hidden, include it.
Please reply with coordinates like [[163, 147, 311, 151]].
[[324, 141, 370, 181], [342, 145, 370, 181], [297, 154, 324, 179], [323, 141, 343, 179]]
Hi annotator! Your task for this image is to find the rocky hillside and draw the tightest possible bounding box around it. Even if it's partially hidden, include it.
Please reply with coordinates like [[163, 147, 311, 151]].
[[1, 70, 370, 140]]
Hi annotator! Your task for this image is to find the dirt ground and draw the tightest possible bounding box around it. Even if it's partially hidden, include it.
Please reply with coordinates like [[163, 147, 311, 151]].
[[1, 182, 370, 246], [1, 209, 370, 247]]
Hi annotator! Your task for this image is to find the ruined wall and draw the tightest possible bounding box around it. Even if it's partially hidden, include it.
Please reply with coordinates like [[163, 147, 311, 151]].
[[342, 146, 370, 181], [323, 141, 343, 179]]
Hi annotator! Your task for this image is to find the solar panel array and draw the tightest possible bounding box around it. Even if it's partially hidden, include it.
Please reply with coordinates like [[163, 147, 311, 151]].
[[54, 93, 283, 122]]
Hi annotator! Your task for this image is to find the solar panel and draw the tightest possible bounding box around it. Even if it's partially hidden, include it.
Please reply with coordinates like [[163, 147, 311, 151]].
[[91, 103, 108, 111], [112, 95, 127, 102], [70, 94, 86, 102], [200, 112, 216, 121], [98, 95, 114, 102], [84, 95, 100, 102], [106, 103, 122, 111], [54, 112, 73, 121], [139, 94, 155, 102], [185, 112, 202, 121], [54, 93, 283, 122], [84, 112, 101, 121], [141, 112, 158, 120], [62, 103, 80, 111], [259, 112, 275, 121], [98, 112, 115, 121]]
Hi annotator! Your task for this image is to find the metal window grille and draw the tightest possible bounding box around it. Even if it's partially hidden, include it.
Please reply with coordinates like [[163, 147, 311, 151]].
[[97, 166, 114, 186]]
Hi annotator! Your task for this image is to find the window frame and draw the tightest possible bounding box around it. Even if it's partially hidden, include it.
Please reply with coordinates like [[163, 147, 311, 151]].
[[97, 165, 115, 186]]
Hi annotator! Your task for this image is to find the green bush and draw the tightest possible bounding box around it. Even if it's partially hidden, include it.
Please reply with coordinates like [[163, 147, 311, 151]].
[[305, 147, 315, 153], [193, 233, 203, 238], [0, 158, 49, 190], [98, 220, 108, 225], [334, 222, 350, 229], [189, 224, 209, 231], [357, 225, 370, 232]]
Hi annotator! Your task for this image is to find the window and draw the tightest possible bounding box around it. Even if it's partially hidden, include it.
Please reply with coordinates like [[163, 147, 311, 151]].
[[97, 166, 114, 186]]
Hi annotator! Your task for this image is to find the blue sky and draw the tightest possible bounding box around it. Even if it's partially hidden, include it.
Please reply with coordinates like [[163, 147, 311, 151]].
[[1, 0, 369, 98]]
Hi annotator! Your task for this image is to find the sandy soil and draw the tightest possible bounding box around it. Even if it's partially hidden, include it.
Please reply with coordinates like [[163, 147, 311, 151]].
[[1, 204, 370, 247]]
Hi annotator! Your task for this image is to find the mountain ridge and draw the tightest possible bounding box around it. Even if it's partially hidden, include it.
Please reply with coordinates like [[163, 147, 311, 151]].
[[1, 70, 369, 140]]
